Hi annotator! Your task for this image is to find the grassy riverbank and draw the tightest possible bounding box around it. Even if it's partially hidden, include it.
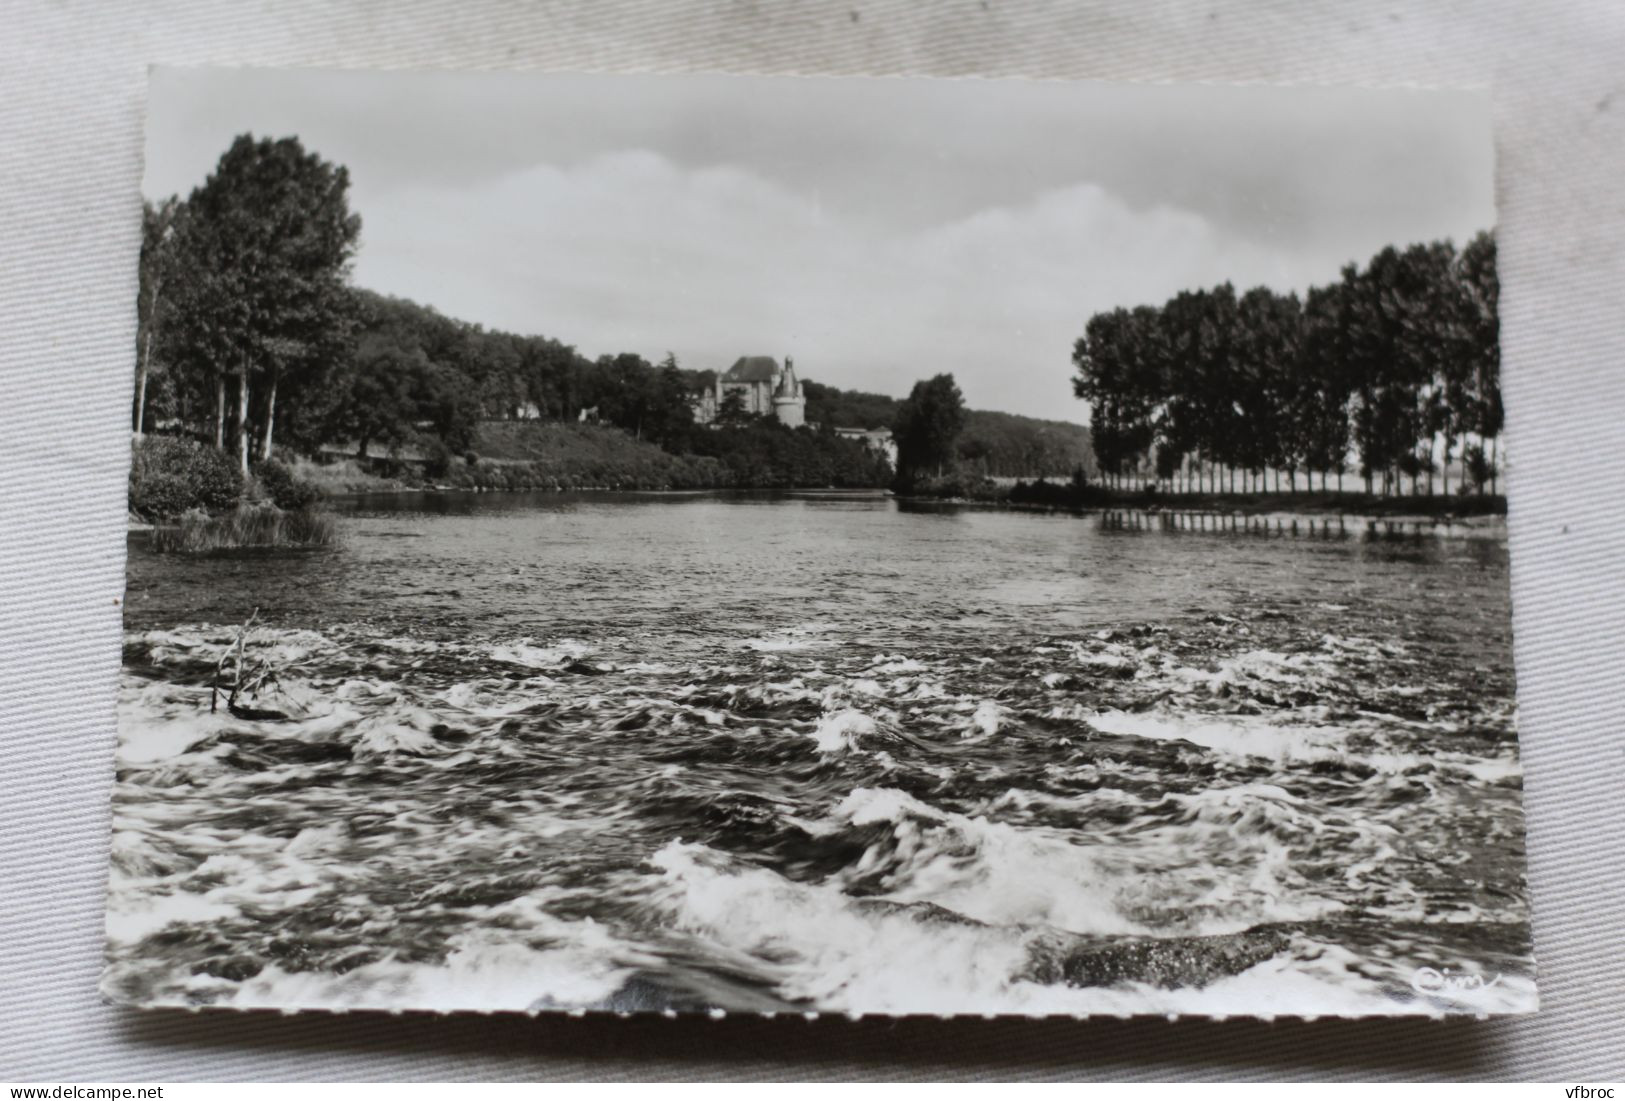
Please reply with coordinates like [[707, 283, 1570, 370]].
[[150, 503, 338, 552], [296, 421, 891, 494], [456, 421, 729, 489], [129, 436, 338, 551], [291, 424, 733, 493]]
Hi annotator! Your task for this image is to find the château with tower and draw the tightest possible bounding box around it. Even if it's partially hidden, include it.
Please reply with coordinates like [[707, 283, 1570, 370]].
[[690, 355, 805, 428], [688, 354, 896, 463]]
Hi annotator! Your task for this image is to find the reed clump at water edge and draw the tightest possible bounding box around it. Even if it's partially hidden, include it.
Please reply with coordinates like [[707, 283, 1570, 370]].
[[150, 502, 338, 554]]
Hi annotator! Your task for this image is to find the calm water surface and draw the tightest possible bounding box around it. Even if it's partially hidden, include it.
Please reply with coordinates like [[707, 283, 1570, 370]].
[[108, 491, 1533, 1015]]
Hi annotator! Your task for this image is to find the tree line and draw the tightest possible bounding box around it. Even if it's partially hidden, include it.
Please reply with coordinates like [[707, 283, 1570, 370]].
[[317, 294, 891, 485], [804, 380, 1095, 479], [137, 136, 361, 475], [134, 135, 710, 471], [134, 133, 888, 488], [1072, 232, 1503, 496], [138, 132, 1102, 498]]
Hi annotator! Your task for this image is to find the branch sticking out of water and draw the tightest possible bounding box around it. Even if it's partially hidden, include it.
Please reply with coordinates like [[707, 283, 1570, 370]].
[[210, 608, 290, 721]]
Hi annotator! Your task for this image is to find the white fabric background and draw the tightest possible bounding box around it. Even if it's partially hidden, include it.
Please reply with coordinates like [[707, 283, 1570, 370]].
[[3, 0, 1623, 1082]]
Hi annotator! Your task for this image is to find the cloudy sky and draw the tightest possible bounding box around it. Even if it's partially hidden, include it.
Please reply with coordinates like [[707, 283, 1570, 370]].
[[144, 68, 1492, 423]]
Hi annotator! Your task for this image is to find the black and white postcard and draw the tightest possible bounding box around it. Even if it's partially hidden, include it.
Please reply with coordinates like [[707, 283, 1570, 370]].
[[108, 68, 1532, 1017]]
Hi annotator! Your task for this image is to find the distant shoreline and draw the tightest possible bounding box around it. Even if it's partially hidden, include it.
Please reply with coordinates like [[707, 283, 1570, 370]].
[[329, 482, 1508, 525], [894, 487, 1508, 522], [126, 483, 1508, 533]]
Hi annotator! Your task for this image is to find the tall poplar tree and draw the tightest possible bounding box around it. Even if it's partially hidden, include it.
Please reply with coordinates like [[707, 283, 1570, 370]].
[[167, 134, 360, 474]]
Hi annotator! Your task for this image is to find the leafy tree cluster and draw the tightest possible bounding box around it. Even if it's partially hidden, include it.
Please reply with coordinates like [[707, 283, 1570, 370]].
[[892, 374, 968, 485], [684, 419, 893, 488], [957, 410, 1096, 480], [803, 380, 903, 431], [127, 436, 244, 521], [134, 134, 697, 466], [288, 291, 708, 462], [325, 303, 886, 483], [139, 135, 362, 476], [326, 291, 573, 460], [134, 133, 1074, 498], [1073, 233, 1503, 495], [807, 380, 1094, 478]]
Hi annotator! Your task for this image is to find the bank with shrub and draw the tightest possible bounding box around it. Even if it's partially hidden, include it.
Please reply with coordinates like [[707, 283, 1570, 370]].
[[130, 435, 335, 551]]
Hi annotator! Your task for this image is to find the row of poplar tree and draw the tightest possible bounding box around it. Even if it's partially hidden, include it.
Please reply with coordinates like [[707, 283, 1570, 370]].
[[1071, 232, 1503, 496]]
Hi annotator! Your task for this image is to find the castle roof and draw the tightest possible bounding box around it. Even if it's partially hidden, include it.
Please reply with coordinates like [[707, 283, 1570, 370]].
[[774, 361, 800, 399], [722, 356, 781, 383]]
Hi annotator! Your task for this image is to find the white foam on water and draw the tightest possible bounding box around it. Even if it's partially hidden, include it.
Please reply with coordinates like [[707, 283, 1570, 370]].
[[136, 625, 338, 668], [226, 924, 638, 1012], [830, 786, 1142, 936], [117, 684, 222, 764], [1089, 706, 1514, 788], [104, 888, 243, 945], [352, 706, 457, 757], [808, 709, 877, 754], [964, 699, 1006, 740], [438, 679, 552, 715], [372, 635, 444, 654], [640, 840, 1505, 1017], [117, 677, 364, 765], [1004, 941, 1433, 1018], [1435, 751, 1524, 784], [1090, 708, 1338, 763], [868, 656, 927, 674], [1153, 648, 1329, 698], [744, 636, 829, 652], [1076, 652, 1138, 674], [890, 677, 947, 700], [488, 638, 592, 668], [110, 613, 1530, 1017], [988, 785, 1160, 819], [835, 786, 942, 826], [647, 839, 1034, 1014]]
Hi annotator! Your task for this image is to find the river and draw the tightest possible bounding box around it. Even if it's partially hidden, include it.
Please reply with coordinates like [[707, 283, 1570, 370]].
[[106, 490, 1535, 1016]]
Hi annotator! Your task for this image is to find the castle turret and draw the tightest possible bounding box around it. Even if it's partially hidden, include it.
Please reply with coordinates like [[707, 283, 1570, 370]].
[[772, 355, 805, 428]]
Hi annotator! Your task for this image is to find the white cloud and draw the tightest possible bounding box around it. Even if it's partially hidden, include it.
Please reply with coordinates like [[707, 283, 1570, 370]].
[[147, 71, 1491, 422], [353, 152, 1323, 423]]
